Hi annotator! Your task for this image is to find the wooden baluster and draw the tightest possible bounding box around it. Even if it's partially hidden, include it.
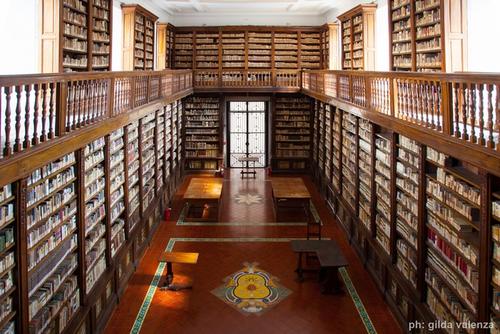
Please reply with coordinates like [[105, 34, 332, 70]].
[[496, 84, 500, 151], [40, 84, 47, 142], [453, 83, 460, 137], [410, 82, 417, 122], [32, 84, 39, 145], [93, 81, 98, 120], [461, 83, 468, 140], [436, 83, 443, 131], [14, 86, 23, 152], [404, 81, 409, 120], [86, 81, 92, 123], [470, 83, 477, 143], [487, 84, 494, 149], [425, 82, 432, 128], [77, 81, 83, 127], [48, 82, 55, 138], [24, 84, 31, 149], [3, 87, 12, 156], [431, 82, 437, 129], [478, 84, 485, 146], [86, 81, 91, 124]]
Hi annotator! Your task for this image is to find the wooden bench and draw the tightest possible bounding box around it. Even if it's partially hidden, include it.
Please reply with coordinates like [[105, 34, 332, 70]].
[[159, 252, 199, 291], [290, 240, 348, 294]]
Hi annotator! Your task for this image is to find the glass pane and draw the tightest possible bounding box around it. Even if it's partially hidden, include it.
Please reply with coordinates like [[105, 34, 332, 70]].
[[230, 133, 246, 153], [248, 101, 265, 111], [248, 112, 265, 133], [230, 101, 247, 112], [230, 112, 246, 133]]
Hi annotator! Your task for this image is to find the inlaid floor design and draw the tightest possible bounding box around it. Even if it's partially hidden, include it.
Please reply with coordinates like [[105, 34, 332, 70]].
[[105, 170, 401, 334]]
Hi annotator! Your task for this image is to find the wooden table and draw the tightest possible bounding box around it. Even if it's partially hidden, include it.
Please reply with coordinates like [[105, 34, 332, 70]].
[[183, 178, 223, 222], [238, 156, 260, 179], [271, 177, 311, 222], [290, 240, 349, 294], [159, 252, 199, 291]]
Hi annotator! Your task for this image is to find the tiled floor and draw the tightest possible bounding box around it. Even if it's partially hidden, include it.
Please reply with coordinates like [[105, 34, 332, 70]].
[[105, 170, 402, 334]]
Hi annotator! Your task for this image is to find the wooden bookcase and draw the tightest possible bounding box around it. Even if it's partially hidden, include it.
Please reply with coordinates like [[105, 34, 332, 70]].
[[121, 4, 158, 71], [157, 23, 175, 70], [271, 94, 312, 172], [338, 4, 377, 71], [248, 31, 272, 69], [167, 26, 329, 71], [183, 95, 223, 172], [0, 183, 16, 333], [195, 29, 220, 70], [310, 100, 492, 332], [173, 31, 194, 69], [40, 0, 113, 73], [2, 100, 184, 333], [389, 0, 467, 72]]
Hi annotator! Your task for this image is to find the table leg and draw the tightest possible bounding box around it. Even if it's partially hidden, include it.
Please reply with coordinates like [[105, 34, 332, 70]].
[[164, 262, 174, 287], [320, 267, 342, 294], [295, 252, 304, 282]]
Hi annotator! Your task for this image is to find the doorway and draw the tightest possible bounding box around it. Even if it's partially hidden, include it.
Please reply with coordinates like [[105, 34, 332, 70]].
[[227, 101, 267, 168]]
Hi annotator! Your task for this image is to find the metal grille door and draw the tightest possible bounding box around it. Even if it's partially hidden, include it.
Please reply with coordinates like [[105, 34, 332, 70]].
[[228, 101, 266, 167]]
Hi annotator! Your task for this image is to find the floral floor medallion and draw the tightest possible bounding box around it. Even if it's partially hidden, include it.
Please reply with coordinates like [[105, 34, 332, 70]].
[[234, 193, 263, 205], [211, 262, 291, 315]]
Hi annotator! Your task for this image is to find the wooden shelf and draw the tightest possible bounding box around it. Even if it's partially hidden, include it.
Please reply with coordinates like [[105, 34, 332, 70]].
[[338, 4, 377, 70], [122, 4, 158, 71]]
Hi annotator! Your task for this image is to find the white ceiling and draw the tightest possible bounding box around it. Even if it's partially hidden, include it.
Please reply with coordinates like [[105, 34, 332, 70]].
[[123, 0, 376, 26]]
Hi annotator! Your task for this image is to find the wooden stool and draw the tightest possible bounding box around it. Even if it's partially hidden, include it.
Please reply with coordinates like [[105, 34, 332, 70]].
[[159, 252, 199, 291]]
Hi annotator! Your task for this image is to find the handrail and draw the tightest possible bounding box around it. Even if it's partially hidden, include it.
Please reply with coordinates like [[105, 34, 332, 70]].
[[302, 69, 500, 154], [0, 67, 498, 166], [0, 69, 193, 160]]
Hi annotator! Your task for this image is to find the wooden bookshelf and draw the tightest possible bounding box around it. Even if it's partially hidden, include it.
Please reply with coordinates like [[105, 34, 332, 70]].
[[425, 147, 480, 324], [126, 121, 140, 234], [121, 4, 158, 71], [164, 26, 329, 71], [395, 135, 420, 289], [0, 183, 16, 334], [184, 96, 223, 172], [108, 129, 126, 259], [272, 95, 312, 172], [274, 31, 298, 70], [374, 131, 392, 257], [338, 4, 377, 70], [139, 113, 157, 213], [41, 0, 113, 73], [82, 137, 107, 295], [195, 30, 220, 70], [389, 0, 468, 72], [26, 152, 80, 333], [222, 31, 246, 69], [358, 119, 373, 234], [320, 27, 330, 69], [157, 23, 175, 70], [300, 31, 321, 69], [174, 31, 194, 69], [248, 31, 272, 69], [491, 177, 500, 333], [309, 99, 493, 332]]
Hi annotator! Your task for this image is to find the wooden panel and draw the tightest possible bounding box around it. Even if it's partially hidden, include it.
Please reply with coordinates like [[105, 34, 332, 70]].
[[39, 0, 60, 73], [444, 0, 468, 72]]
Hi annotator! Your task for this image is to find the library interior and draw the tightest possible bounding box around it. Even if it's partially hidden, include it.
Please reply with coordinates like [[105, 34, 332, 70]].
[[0, 0, 499, 333]]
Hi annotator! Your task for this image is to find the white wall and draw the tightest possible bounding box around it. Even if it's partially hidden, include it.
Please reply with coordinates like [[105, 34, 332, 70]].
[[173, 14, 325, 27], [112, 0, 123, 71], [0, 0, 39, 75], [467, 0, 500, 72], [374, 0, 389, 71]]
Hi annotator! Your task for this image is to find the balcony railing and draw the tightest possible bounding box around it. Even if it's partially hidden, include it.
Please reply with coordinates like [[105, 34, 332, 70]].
[[193, 69, 301, 89], [302, 70, 500, 153], [0, 69, 192, 160], [0, 67, 498, 164]]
